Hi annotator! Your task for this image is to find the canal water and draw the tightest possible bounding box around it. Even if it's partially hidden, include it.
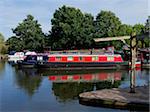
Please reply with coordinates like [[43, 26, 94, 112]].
[[0, 61, 149, 112]]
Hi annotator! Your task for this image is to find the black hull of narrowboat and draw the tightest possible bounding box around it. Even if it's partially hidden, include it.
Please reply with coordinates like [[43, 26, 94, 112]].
[[37, 62, 123, 70], [17, 62, 37, 68]]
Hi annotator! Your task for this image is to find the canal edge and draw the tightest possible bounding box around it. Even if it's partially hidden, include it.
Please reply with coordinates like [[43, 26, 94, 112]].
[[79, 86, 149, 111]]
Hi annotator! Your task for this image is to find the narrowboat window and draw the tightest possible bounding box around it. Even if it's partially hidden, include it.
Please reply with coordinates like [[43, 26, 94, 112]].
[[68, 56, 73, 61], [37, 56, 43, 61], [92, 56, 98, 61], [32, 56, 37, 60], [56, 56, 61, 61], [29, 56, 32, 60], [25, 55, 37, 60], [25, 56, 30, 61], [79, 57, 82, 61], [107, 56, 114, 61]]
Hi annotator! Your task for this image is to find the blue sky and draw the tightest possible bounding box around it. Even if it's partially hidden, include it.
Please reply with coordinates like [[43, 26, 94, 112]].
[[0, 0, 149, 39]]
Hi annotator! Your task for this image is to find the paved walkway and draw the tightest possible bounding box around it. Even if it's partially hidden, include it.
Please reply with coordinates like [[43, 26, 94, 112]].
[[79, 86, 149, 111]]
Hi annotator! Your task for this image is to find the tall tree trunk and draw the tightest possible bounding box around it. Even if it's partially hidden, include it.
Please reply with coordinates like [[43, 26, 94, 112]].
[[130, 32, 137, 93]]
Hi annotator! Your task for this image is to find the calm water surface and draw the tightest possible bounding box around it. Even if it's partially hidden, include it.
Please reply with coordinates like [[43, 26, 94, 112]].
[[0, 61, 149, 112]]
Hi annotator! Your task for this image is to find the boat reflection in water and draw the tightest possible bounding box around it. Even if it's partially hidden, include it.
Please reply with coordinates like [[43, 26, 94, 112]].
[[49, 71, 123, 102], [49, 72, 122, 83]]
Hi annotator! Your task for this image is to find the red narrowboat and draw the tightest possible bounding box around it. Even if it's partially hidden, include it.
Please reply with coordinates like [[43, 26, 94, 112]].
[[38, 54, 124, 69]]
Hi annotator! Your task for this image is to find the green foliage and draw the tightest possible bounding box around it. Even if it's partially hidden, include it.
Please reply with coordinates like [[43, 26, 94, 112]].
[[0, 33, 4, 43], [50, 5, 94, 50], [135, 17, 150, 48], [0, 33, 7, 54], [133, 24, 144, 35], [144, 16, 150, 33], [94, 10, 121, 38], [6, 36, 23, 51], [112, 40, 124, 50], [142, 16, 150, 47], [94, 11, 123, 49], [118, 24, 133, 36], [144, 38, 150, 47], [5, 8, 149, 51], [112, 24, 132, 49], [9, 15, 45, 51], [137, 41, 142, 48]]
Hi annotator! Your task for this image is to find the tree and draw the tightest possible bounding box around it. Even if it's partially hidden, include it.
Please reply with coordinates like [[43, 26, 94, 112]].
[[94, 11, 123, 49], [0, 33, 7, 54], [118, 24, 133, 36], [114, 24, 133, 49], [144, 38, 150, 47], [143, 16, 150, 47], [133, 18, 150, 48], [132, 24, 144, 48], [81, 13, 95, 48], [50, 5, 94, 50], [12, 15, 45, 51], [133, 24, 144, 35], [144, 16, 149, 33], [94, 10, 121, 38], [0, 33, 4, 43], [6, 36, 23, 51]]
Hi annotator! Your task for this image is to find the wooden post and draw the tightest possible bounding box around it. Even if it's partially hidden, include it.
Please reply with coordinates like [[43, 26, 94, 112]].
[[130, 32, 137, 93]]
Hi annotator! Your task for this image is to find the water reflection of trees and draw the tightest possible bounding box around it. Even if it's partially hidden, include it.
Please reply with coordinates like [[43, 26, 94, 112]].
[[0, 61, 5, 72], [0, 61, 5, 79], [96, 81, 121, 90], [41, 69, 118, 76], [52, 80, 121, 102], [14, 68, 42, 96], [52, 82, 94, 102]]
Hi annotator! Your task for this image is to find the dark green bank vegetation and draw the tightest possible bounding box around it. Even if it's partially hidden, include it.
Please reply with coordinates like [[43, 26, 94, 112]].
[[0, 33, 7, 54], [3, 5, 150, 52]]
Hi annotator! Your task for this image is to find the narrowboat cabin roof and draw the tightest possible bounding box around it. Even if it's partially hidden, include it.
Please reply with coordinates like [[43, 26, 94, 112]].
[[48, 54, 122, 57]]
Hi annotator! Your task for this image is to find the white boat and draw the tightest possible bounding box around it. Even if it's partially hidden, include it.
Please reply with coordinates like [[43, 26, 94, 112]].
[[8, 51, 37, 64], [8, 52, 25, 63]]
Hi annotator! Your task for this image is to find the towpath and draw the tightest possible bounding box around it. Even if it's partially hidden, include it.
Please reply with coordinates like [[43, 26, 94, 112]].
[[79, 86, 149, 111]]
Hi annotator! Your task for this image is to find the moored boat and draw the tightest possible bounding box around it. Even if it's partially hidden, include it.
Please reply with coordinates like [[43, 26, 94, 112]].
[[119, 61, 141, 70], [38, 54, 124, 70], [8, 51, 37, 65], [17, 55, 38, 68], [17, 54, 48, 68], [8, 52, 25, 65]]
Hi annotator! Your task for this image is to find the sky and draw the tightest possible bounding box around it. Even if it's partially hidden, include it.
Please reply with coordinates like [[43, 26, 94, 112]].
[[0, 0, 149, 39]]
